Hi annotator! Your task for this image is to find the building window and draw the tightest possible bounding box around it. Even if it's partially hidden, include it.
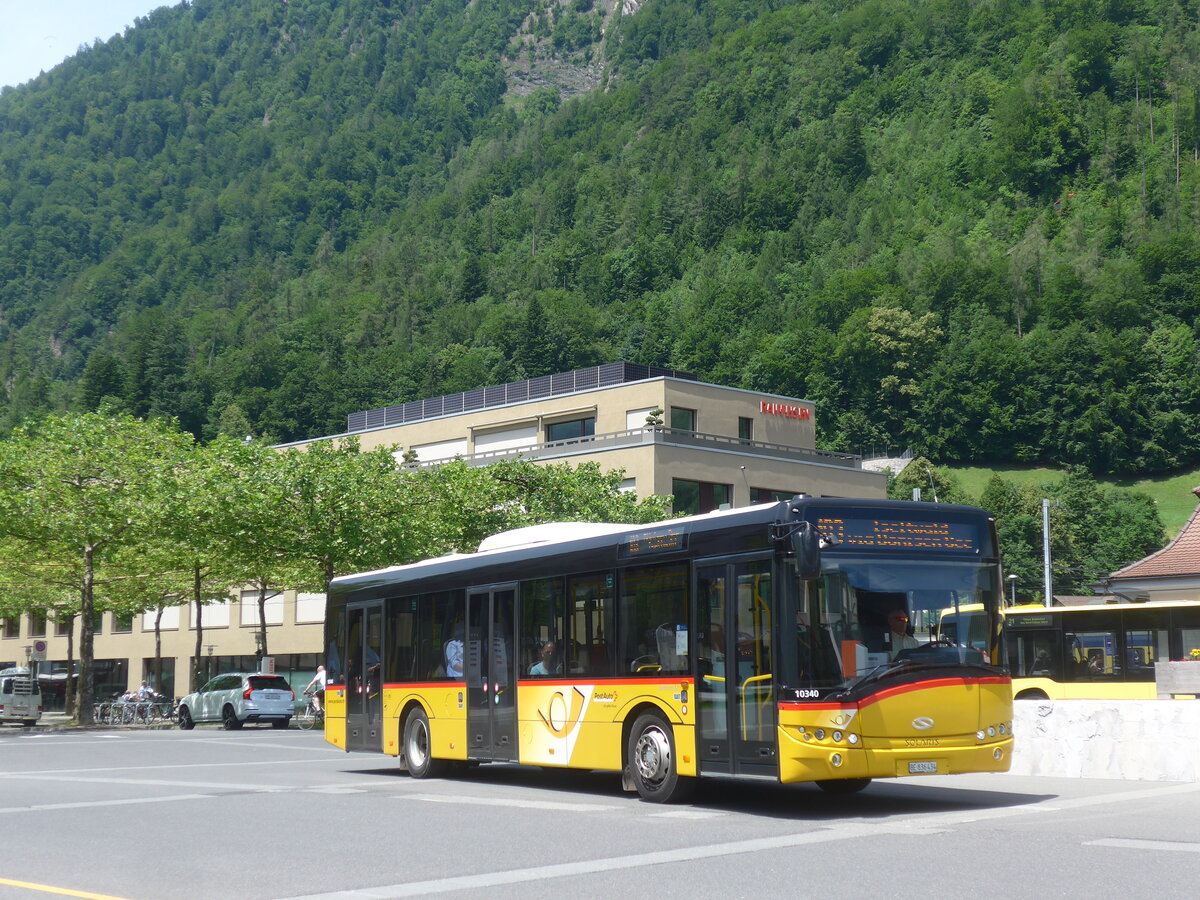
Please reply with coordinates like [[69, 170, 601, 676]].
[[670, 407, 696, 433], [738, 417, 754, 442], [671, 479, 732, 516], [92, 611, 104, 635], [2, 618, 18, 639], [113, 614, 134, 634], [56, 618, 71, 637], [29, 612, 46, 637], [546, 417, 595, 442], [751, 488, 796, 503]]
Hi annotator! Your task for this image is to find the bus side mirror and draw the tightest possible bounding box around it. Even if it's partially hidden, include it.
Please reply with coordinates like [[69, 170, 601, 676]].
[[791, 522, 821, 581]]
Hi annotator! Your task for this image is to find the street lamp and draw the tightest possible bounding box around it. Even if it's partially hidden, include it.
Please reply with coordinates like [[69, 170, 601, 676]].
[[1042, 499, 1060, 608], [1006, 574, 1018, 607]]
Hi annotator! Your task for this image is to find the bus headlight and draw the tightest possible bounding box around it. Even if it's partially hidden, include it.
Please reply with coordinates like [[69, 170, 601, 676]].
[[814, 728, 826, 741], [832, 731, 843, 742], [847, 733, 859, 745], [987, 726, 996, 737], [976, 730, 986, 740], [830, 753, 843, 767], [998, 723, 1006, 735]]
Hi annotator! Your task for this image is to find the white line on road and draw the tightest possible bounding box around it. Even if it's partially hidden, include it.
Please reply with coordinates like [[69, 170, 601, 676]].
[[399, 793, 623, 813], [0, 794, 209, 814], [0, 756, 344, 778], [10, 773, 294, 791], [281, 780, 1200, 899], [1085, 838, 1200, 853]]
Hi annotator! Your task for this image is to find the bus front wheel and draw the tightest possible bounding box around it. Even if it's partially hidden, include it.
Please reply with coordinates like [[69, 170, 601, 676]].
[[403, 707, 447, 779], [626, 712, 695, 804]]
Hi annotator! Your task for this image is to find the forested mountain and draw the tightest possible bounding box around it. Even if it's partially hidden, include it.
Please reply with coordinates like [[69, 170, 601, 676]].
[[2, 0, 1199, 475]]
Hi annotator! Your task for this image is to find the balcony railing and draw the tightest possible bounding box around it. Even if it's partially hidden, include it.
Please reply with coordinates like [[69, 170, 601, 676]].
[[407, 427, 861, 469]]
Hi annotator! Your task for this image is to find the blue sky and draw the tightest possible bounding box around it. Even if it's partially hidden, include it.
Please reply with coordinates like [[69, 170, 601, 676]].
[[0, 1, 166, 89]]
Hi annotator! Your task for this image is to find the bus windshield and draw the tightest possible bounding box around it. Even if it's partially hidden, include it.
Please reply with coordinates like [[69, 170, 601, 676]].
[[795, 557, 1002, 690]]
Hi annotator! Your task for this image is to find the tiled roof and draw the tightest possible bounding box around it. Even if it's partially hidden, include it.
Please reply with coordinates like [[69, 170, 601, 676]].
[[1110, 488, 1200, 579]]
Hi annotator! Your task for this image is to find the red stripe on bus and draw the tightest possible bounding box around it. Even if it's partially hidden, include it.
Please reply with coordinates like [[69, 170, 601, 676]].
[[859, 676, 1009, 708], [515, 678, 696, 688], [778, 676, 1010, 712], [374, 679, 698, 691], [381, 682, 464, 690]]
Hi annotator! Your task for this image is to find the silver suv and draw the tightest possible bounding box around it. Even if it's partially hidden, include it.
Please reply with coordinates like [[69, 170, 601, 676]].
[[178, 673, 294, 730]]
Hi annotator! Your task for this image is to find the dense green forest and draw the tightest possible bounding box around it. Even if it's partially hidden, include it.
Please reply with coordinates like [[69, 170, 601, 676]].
[[2, 0, 1199, 475]]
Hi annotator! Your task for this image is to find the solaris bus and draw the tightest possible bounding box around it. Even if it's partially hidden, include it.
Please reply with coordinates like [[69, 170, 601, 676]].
[[322, 497, 1012, 801]]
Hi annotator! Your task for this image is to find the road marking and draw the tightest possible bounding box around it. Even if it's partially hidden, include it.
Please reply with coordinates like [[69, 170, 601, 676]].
[[9, 773, 293, 791], [0, 794, 208, 814], [281, 826, 917, 899], [400, 793, 622, 812], [1085, 838, 1200, 854], [648, 809, 725, 819], [0, 878, 130, 900], [306, 787, 370, 794], [281, 780, 1200, 899], [0, 755, 342, 777]]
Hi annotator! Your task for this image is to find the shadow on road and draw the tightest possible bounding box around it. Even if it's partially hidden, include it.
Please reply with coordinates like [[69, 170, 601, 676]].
[[336, 761, 1054, 820]]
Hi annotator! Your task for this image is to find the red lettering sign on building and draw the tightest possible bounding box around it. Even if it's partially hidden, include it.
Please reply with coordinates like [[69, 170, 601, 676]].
[[760, 400, 812, 420]]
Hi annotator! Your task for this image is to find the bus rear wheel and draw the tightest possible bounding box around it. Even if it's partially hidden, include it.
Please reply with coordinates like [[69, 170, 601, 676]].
[[626, 712, 695, 803], [816, 778, 871, 794], [403, 707, 447, 779]]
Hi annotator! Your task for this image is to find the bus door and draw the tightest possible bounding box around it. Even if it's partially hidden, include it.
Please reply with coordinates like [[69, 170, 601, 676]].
[[345, 601, 384, 752], [466, 585, 517, 761], [694, 556, 776, 776]]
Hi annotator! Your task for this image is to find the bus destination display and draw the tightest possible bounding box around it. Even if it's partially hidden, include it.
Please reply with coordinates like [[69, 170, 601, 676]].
[[816, 515, 979, 553], [618, 525, 688, 559]]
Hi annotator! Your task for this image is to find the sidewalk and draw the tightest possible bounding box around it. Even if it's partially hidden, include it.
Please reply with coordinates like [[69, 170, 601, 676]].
[[2, 710, 173, 732]]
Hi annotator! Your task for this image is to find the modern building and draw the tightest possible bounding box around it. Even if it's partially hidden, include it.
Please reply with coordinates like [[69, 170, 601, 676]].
[[1, 363, 886, 706]]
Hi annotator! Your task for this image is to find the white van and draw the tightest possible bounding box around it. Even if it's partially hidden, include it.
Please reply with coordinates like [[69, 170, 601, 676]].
[[0, 667, 43, 726]]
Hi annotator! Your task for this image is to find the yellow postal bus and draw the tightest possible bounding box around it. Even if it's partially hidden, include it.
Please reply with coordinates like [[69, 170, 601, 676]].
[[1003, 601, 1200, 700], [323, 498, 1012, 801]]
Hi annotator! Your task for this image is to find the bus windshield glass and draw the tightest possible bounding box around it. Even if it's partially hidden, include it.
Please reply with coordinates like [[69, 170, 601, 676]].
[[795, 556, 1002, 690]]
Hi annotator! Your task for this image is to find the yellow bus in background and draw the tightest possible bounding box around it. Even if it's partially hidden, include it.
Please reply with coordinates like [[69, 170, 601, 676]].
[[1002, 602, 1200, 700], [324, 498, 1012, 802]]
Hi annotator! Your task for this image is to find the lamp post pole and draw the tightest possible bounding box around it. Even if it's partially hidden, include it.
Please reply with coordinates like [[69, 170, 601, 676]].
[[1007, 574, 1018, 607], [1042, 498, 1055, 608]]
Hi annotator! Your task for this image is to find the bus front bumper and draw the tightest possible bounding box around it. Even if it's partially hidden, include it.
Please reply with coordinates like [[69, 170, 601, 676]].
[[778, 727, 1014, 783]]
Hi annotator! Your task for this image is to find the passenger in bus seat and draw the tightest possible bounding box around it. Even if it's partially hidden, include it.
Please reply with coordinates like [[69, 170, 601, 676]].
[[529, 641, 559, 675], [444, 627, 464, 679]]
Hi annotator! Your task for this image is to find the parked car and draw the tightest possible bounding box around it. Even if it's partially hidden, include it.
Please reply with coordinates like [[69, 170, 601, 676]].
[[177, 673, 294, 730]]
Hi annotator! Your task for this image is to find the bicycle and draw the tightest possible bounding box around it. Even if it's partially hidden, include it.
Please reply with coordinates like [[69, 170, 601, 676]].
[[297, 691, 324, 730]]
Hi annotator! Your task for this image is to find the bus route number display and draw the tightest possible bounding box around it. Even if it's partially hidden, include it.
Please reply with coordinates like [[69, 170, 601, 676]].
[[816, 516, 979, 553], [618, 525, 688, 559]]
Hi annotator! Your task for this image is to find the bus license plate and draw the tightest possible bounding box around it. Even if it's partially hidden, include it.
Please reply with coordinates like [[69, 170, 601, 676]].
[[908, 761, 937, 774]]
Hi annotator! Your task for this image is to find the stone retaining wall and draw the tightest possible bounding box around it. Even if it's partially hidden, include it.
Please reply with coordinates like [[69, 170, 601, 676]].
[[1009, 700, 1200, 781]]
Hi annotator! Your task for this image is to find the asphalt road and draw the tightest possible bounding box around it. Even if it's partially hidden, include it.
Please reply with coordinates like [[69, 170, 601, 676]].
[[1, 723, 1198, 899]]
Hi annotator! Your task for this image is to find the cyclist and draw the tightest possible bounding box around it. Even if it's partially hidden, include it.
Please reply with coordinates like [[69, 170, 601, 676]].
[[303, 665, 326, 714]]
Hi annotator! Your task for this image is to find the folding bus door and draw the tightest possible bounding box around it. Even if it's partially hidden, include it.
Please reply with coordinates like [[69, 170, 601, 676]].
[[466, 585, 518, 761], [345, 601, 384, 752], [694, 555, 777, 776]]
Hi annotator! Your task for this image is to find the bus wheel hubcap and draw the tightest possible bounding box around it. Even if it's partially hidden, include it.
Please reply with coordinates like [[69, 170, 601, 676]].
[[634, 726, 670, 784]]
